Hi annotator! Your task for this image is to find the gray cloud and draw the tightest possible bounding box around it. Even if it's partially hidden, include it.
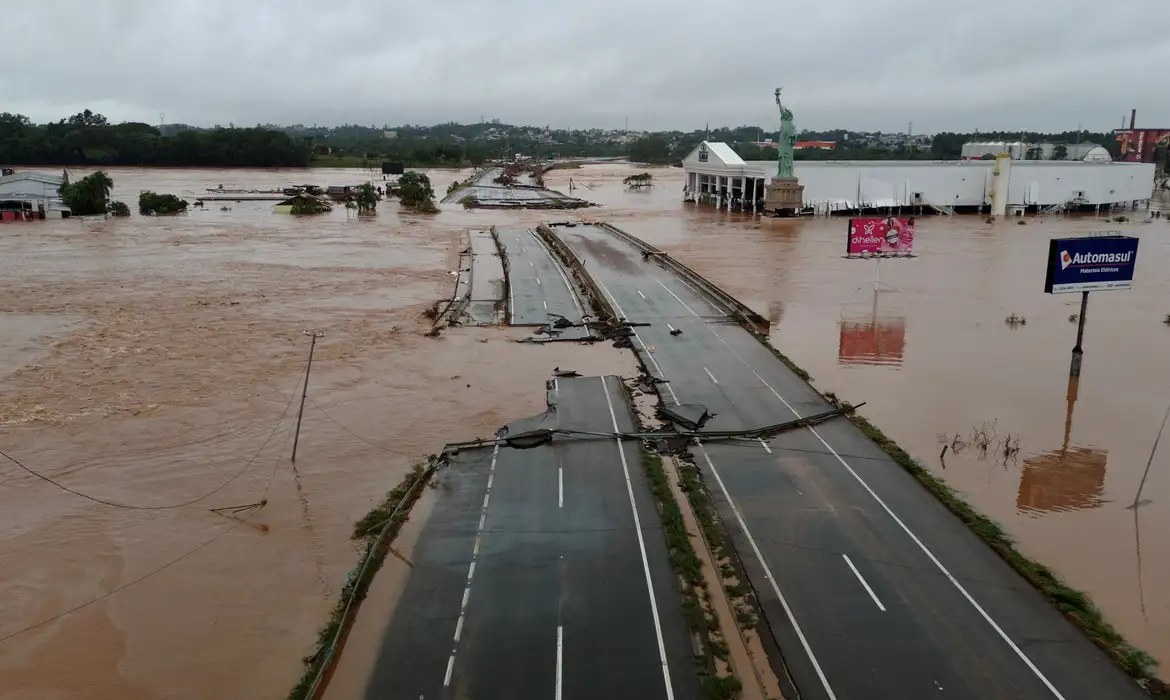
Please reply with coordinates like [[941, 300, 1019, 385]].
[[4, 0, 1166, 133]]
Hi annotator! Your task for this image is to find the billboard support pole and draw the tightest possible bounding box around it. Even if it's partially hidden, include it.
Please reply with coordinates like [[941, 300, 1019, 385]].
[[1070, 291, 1089, 377]]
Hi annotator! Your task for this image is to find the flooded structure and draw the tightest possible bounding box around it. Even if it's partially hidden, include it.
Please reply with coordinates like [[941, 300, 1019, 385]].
[[0, 170, 71, 220], [683, 147, 1155, 215], [682, 93, 1154, 216], [441, 166, 595, 209]]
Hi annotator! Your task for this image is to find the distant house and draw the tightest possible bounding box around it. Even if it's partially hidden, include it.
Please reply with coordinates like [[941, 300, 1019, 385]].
[[0, 170, 72, 221]]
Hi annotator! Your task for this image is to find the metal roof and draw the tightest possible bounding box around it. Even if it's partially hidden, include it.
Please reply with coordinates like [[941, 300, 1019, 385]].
[[0, 171, 65, 186]]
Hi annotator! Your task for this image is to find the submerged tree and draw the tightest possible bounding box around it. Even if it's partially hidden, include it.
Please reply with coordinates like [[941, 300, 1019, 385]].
[[1050, 144, 1068, 161], [289, 195, 332, 215], [355, 182, 378, 215], [623, 172, 654, 189], [107, 200, 130, 217], [138, 191, 189, 215], [398, 171, 438, 213], [61, 170, 114, 216]]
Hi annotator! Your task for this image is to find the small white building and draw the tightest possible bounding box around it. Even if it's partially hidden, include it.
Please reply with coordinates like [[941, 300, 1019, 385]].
[[680, 141, 1155, 216], [0, 171, 72, 220]]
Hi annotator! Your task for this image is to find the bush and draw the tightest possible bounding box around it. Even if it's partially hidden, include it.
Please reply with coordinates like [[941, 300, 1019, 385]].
[[107, 200, 130, 217], [138, 191, 188, 215], [355, 183, 378, 215], [398, 171, 438, 213], [61, 171, 114, 216]]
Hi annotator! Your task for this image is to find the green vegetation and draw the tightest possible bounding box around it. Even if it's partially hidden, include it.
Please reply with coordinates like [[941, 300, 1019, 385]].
[[397, 171, 438, 213], [289, 196, 331, 215], [355, 183, 378, 215], [0, 110, 309, 167], [60, 170, 114, 216], [640, 449, 745, 698], [137, 191, 188, 216], [289, 461, 434, 700], [2, 110, 1127, 170], [1052, 143, 1068, 161], [107, 200, 130, 217]]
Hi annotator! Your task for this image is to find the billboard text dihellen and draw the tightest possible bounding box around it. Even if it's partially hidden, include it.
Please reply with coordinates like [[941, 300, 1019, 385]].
[[847, 217, 915, 256]]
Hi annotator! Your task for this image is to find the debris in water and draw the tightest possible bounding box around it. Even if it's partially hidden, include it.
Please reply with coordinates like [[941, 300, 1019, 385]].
[[1005, 314, 1027, 327], [670, 328, 683, 336], [1069, 313, 1079, 323]]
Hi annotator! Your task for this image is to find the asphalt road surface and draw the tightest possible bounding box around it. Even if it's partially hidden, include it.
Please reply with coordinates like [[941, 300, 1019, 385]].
[[552, 223, 1145, 700], [494, 227, 585, 326], [363, 375, 701, 700]]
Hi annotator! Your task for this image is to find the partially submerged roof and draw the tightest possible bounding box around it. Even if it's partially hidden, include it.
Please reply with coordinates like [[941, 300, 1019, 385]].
[[0, 171, 65, 186]]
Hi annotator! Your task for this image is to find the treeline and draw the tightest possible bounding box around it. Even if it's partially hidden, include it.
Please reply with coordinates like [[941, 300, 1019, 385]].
[[0, 110, 311, 167], [629, 128, 1121, 165]]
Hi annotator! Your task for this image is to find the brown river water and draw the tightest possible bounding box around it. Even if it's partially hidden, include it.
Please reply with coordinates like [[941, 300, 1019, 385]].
[[0, 164, 1167, 697]]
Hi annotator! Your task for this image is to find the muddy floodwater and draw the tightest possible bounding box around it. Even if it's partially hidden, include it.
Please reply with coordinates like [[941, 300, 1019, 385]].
[[1, 164, 1168, 697]]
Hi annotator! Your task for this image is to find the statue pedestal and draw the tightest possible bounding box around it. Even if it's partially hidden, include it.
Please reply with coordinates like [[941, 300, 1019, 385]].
[[764, 177, 805, 216]]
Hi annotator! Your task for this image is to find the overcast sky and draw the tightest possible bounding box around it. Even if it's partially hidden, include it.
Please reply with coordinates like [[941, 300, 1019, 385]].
[[5, 0, 1167, 134]]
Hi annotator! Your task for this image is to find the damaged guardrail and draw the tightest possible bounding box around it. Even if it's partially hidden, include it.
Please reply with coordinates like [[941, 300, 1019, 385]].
[[438, 402, 865, 455]]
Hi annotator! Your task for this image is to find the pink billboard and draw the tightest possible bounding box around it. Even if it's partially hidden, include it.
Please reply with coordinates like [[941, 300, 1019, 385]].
[[847, 217, 916, 256]]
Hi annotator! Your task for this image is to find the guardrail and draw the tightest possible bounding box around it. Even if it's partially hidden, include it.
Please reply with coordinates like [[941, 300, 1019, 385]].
[[299, 462, 436, 700], [534, 223, 617, 321], [590, 222, 771, 335]]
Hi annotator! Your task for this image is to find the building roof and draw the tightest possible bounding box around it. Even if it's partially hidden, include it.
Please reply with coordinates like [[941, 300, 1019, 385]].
[[0, 171, 65, 186]]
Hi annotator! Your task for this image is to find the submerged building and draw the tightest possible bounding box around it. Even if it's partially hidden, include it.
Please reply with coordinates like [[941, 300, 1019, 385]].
[[0, 170, 72, 221], [680, 141, 1155, 216]]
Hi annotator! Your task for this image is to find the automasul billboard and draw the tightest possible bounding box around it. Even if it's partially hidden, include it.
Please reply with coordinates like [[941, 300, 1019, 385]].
[[847, 217, 915, 256], [1043, 235, 1139, 294]]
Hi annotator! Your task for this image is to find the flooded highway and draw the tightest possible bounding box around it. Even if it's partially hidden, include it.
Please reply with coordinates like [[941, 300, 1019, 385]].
[[2, 163, 1168, 697]]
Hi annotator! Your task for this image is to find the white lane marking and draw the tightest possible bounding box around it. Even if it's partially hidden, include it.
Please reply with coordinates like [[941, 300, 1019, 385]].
[[559, 467, 564, 508], [662, 279, 1069, 699], [843, 554, 886, 611], [444, 655, 456, 686], [543, 301, 548, 310], [555, 626, 564, 700], [507, 272, 515, 323], [637, 289, 647, 299], [666, 324, 675, 332], [595, 279, 679, 404], [758, 438, 772, 454], [699, 444, 838, 700], [530, 260, 535, 267], [528, 229, 584, 315], [536, 277, 542, 285], [703, 367, 719, 385], [445, 443, 499, 687], [601, 376, 675, 700]]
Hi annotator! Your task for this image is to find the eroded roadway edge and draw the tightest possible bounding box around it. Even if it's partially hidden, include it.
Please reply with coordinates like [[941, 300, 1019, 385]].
[[550, 222, 1145, 700], [364, 375, 702, 700]]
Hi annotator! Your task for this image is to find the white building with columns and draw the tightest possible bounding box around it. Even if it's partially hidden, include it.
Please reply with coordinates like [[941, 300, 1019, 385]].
[[680, 141, 1155, 216]]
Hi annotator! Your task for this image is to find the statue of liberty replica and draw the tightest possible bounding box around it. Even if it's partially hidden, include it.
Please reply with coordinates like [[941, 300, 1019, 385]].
[[763, 87, 805, 216]]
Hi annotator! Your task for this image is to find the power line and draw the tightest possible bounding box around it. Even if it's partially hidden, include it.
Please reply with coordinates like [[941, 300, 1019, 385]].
[[0, 375, 304, 510], [308, 397, 396, 454], [0, 424, 290, 645]]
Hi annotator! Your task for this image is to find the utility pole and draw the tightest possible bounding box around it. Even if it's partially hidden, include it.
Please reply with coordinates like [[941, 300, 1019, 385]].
[[291, 330, 326, 463]]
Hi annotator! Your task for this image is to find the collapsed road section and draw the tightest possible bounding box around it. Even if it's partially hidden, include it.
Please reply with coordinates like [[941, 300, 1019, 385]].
[[541, 221, 1147, 700], [437, 226, 598, 342], [361, 375, 703, 700], [441, 165, 595, 210]]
